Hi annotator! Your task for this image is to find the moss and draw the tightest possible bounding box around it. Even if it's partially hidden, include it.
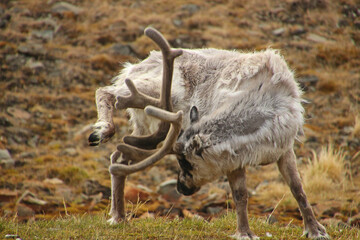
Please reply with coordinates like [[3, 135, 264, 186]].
[[48, 166, 89, 186]]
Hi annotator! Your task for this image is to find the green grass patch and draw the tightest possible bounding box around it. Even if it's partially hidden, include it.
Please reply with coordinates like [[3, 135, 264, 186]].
[[1, 212, 359, 239]]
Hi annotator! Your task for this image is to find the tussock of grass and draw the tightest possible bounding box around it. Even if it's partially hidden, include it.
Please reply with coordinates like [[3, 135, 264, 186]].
[[302, 144, 347, 199], [353, 114, 360, 138], [1, 212, 359, 239]]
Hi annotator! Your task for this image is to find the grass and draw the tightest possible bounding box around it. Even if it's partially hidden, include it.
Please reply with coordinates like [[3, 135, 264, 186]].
[[0, 211, 359, 240], [353, 114, 360, 138], [302, 144, 347, 199], [249, 143, 357, 218]]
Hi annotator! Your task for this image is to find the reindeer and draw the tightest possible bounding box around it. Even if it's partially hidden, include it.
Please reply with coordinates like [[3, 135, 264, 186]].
[[88, 28, 329, 239]]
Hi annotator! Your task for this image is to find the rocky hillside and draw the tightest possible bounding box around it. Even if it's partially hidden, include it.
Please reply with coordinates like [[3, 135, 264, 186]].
[[1, 0, 359, 228]]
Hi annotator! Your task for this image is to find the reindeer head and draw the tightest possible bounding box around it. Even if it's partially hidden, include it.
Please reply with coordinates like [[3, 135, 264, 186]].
[[174, 106, 211, 196]]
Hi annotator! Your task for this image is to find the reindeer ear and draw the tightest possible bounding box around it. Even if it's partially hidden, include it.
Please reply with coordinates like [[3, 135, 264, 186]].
[[190, 106, 199, 123]]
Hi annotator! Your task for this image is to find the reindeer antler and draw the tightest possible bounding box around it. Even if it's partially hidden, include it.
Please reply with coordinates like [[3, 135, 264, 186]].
[[116, 27, 182, 150], [110, 106, 182, 175], [110, 27, 183, 176]]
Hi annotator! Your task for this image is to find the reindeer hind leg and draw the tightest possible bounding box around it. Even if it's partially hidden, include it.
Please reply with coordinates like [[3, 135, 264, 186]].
[[277, 149, 329, 239]]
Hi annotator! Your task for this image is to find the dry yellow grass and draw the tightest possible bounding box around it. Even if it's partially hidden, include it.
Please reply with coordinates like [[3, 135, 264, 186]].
[[255, 144, 350, 211], [302, 144, 347, 200], [353, 114, 360, 138]]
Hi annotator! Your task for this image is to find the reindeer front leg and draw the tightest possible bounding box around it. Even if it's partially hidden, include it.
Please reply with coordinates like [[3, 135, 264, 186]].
[[108, 151, 127, 223], [227, 167, 259, 240], [277, 149, 329, 239]]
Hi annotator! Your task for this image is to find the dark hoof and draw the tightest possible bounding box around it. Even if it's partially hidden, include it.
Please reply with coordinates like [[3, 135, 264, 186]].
[[88, 132, 100, 146]]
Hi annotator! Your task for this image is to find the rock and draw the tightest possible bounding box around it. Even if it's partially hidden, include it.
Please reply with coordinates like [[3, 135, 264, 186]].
[[290, 25, 306, 35], [106, 43, 137, 57], [55, 185, 74, 202], [0, 149, 15, 168], [18, 43, 46, 57], [125, 185, 150, 203], [26, 59, 45, 73], [43, 178, 64, 185], [297, 75, 319, 91], [22, 195, 47, 206], [139, 212, 155, 219], [5, 54, 27, 70], [60, 147, 78, 157], [83, 179, 111, 199], [173, 19, 183, 27], [51, 2, 84, 15], [147, 166, 162, 184], [266, 215, 278, 224], [33, 18, 59, 32], [16, 203, 35, 218], [306, 33, 328, 43], [31, 30, 54, 41], [272, 27, 285, 36], [7, 107, 32, 120], [157, 179, 181, 202], [181, 4, 200, 14], [205, 205, 223, 215]]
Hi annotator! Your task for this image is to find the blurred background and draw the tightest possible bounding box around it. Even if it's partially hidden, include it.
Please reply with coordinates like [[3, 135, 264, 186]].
[[0, 0, 359, 228]]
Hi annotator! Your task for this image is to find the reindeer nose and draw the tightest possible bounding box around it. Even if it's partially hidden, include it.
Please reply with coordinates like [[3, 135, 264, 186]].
[[176, 175, 200, 196]]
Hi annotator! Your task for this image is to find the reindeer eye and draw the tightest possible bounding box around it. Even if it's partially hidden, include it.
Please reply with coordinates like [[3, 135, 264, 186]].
[[190, 106, 199, 123]]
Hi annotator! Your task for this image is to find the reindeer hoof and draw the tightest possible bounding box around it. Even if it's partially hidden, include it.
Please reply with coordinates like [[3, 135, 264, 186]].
[[304, 232, 330, 240], [303, 223, 330, 240], [107, 216, 126, 225], [230, 231, 259, 240], [107, 217, 121, 225], [88, 122, 115, 146], [88, 132, 100, 146]]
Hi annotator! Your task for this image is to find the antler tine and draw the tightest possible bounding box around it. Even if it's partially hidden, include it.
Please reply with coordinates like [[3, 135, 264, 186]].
[[145, 106, 183, 123], [122, 122, 169, 150], [109, 107, 183, 176], [144, 27, 183, 111], [115, 78, 161, 110], [117, 144, 156, 163]]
